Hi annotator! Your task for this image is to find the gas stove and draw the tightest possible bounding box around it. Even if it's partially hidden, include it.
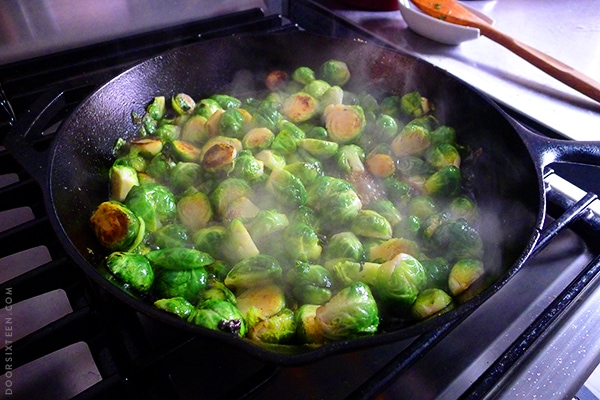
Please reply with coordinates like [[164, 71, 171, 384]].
[[2, 1, 600, 399]]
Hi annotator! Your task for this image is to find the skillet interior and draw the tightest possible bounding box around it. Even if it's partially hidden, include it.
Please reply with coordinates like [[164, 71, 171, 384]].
[[46, 32, 542, 363]]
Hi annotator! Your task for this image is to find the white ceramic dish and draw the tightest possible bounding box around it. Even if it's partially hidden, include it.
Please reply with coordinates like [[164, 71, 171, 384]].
[[398, 0, 494, 45]]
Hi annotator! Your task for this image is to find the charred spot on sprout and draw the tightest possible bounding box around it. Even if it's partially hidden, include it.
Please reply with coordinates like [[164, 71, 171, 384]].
[[218, 318, 243, 334]]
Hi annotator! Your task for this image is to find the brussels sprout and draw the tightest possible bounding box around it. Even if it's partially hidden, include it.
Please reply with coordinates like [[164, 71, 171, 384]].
[[180, 115, 208, 144], [399, 91, 430, 118], [284, 161, 324, 186], [146, 248, 214, 270], [320, 85, 344, 110], [90, 201, 144, 251], [152, 224, 190, 249], [315, 281, 379, 341], [172, 93, 196, 115], [194, 98, 223, 119], [425, 143, 461, 169], [323, 104, 366, 144], [271, 129, 299, 156], [292, 66, 316, 85], [411, 288, 453, 320], [298, 138, 339, 159], [424, 166, 461, 197], [224, 254, 282, 289], [368, 200, 402, 227], [210, 178, 253, 220], [125, 183, 176, 232], [236, 283, 286, 323], [319, 59, 351, 86], [373, 253, 427, 309], [421, 212, 450, 240], [192, 225, 227, 258], [395, 155, 435, 177], [223, 218, 260, 263], [282, 92, 319, 123], [188, 299, 247, 336], [252, 100, 282, 132], [218, 108, 246, 139], [365, 153, 395, 178], [324, 231, 364, 261], [201, 138, 239, 173], [325, 258, 381, 287], [210, 94, 242, 110], [177, 191, 213, 232], [448, 259, 484, 296], [146, 96, 166, 120], [106, 252, 154, 293], [430, 125, 456, 145], [307, 176, 362, 227], [169, 161, 202, 191], [421, 257, 452, 290], [368, 238, 420, 262], [283, 222, 323, 262], [222, 196, 260, 223], [430, 219, 483, 262], [231, 151, 265, 182], [248, 308, 297, 344], [266, 168, 308, 208], [130, 137, 164, 158], [374, 114, 399, 142], [395, 214, 421, 239], [201, 280, 237, 304], [335, 144, 366, 174], [447, 195, 479, 224], [154, 297, 195, 319], [295, 304, 324, 344], [255, 149, 287, 171], [155, 266, 208, 303], [305, 125, 329, 140], [169, 140, 202, 162], [242, 127, 275, 151], [264, 69, 289, 91], [113, 152, 147, 173], [110, 164, 139, 202], [286, 261, 333, 304], [407, 195, 438, 220], [391, 122, 431, 157], [351, 210, 393, 240], [205, 260, 232, 282], [247, 209, 290, 250], [382, 176, 412, 207], [145, 153, 176, 182], [303, 79, 331, 100], [155, 123, 181, 142]]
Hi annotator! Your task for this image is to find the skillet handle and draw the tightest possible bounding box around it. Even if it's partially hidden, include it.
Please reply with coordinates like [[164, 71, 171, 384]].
[[510, 117, 600, 169], [4, 89, 67, 186]]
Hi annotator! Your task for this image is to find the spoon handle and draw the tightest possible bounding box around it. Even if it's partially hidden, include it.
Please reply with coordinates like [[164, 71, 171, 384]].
[[477, 23, 600, 103]]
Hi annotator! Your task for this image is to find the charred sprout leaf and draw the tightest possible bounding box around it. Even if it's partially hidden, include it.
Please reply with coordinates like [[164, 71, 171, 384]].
[[448, 259, 484, 296], [411, 288, 453, 320], [106, 252, 154, 292], [154, 297, 195, 319], [316, 281, 379, 341], [125, 183, 176, 232], [224, 254, 282, 289], [90, 201, 143, 251], [248, 308, 297, 344], [146, 248, 214, 270], [188, 299, 247, 337]]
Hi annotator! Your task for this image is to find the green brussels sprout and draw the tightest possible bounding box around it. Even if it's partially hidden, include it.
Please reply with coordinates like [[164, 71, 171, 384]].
[[201, 280, 237, 304], [217, 108, 246, 139], [255, 149, 287, 171], [315, 281, 379, 341], [323, 104, 366, 144], [236, 283, 286, 323], [394, 214, 421, 239], [396, 156, 435, 177], [125, 183, 177, 232], [382, 176, 412, 207], [284, 159, 324, 186], [145, 96, 166, 120], [407, 195, 438, 220], [194, 98, 223, 119], [177, 191, 213, 232], [282, 92, 319, 123], [325, 258, 381, 287], [168, 140, 202, 162], [113, 152, 147, 173], [289, 205, 318, 227], [305, 125, 329, 140], [156, 122, 181, 142], [169, 162, 202, 191], [224, 254, 282, 289], [335, 144, 366, 174], [192, 225, 227, 258], [145, 153, 176, 182], [411, 288, 453, 320], [210, 178, 253, 220], [106, 252, 154, 293], [303, 79, 331, 99], [146, 247, 214, 270], [154, 266, 208, 303], [307, 176, 362, 227], [271, 129, 299, 156], [429, 219, 483, 262], [231, 151, 265, 182], [90, 201, 144, 251], [324, 231, 365, 261], [253, 101, 282, 132], [110, 164, 139, 202], [351, 210, 393, 240], [188, 299, 247, 337], [172, 93, 196, 115], [210, 94, 242, 110], [295, 304, 324, 344], [247, 209, 290, 250], [152, 223, 190, 249], [448, 259, 484, 296], [319, 59, 351, 86], [368, 200, 402, 227], [266, 168, 308, 208], [373, 253, 427, 309], [154, 297, 195, 319], [283, 222, 323, 262], [221, 195, 260, 223], [286, 261, 333, 304], [374, 114, 399, 142], [421, 212, 451, 240], [425, 143, 461, 169], [205, 260, 232, 282], [320, 85, 344, 110], [399, 91, 429, 118], [391, 122, 431, 157], [298, 138, 339, 160], [129, 137, 164, 158], [447, 195, 479, 224], [365, 152, 395, 178], [223, 218, 260, 263], [292, 66, 316, 85], [248, 308, 297, 344], [380, 95, 402, 117], [180, 115, 208, 144], [420, 257, 452, 290], [368, 238, 420, 263], [430, 125, 456, 145], [242, 127, 275, 151]]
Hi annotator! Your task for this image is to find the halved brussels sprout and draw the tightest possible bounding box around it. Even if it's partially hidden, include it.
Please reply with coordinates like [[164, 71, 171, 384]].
[[90, 201, 143, 251]]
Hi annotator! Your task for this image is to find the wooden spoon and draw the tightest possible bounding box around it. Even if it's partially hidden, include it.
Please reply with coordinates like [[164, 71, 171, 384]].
[[410, 0, 600, 103]]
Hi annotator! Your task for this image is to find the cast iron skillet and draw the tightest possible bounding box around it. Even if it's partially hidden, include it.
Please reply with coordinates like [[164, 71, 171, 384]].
[[6, 32, 600, 365]]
